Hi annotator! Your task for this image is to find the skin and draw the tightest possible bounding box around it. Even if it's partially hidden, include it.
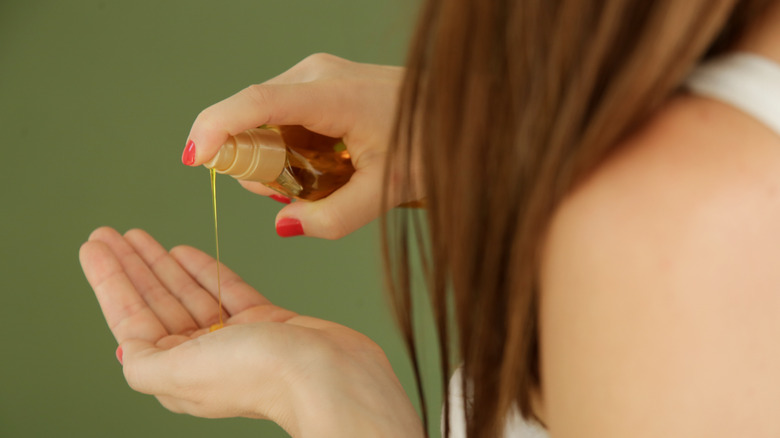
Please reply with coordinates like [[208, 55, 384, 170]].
[[82, 55, 423, 437], [185, 54, 408, 240], [79, 227, 422, 437], [540, 2, 780, 436], [80, 2, 780, 436]]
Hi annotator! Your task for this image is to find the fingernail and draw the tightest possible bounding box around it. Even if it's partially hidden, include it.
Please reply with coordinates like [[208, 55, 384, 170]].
[[182, 140, 196, 166], [276, 217, 304, 237], [116, 346, 124, 365], [270, 194, 292, 204]]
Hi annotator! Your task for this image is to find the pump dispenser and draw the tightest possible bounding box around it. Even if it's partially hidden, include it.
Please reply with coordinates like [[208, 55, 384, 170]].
[[204, 125, 354, 201]]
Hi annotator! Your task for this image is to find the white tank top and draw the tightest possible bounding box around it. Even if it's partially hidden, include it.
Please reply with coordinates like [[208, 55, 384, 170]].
[[686, 52, 780, 135], [445, 51, 780, 438]]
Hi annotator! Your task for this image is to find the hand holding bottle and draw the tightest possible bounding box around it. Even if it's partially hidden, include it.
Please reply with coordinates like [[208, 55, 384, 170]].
[[183, 54, 412, 239], [79, 227, 423, 437]]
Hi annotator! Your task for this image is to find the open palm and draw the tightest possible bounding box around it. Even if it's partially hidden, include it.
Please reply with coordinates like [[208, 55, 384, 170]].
[[79, 227, 420, 437]]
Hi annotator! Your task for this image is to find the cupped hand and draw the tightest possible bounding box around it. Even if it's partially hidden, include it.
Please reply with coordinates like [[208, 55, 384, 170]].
[[79, 226, 422, 437], [184, 53, 416, 239]]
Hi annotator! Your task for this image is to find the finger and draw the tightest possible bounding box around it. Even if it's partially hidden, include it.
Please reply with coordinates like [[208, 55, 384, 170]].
[[119, 329, 237, 398], [236, 180, 293, 204], [186, 82, 353, 166], [123, 229, 225, 328], [121, 337, 257, 419], [154, 395, 231, 419], [119, 338, 173, 396], [80, 239, 168, 343], [156, 395, 189, 415], [88, 227, 199, 335], [274, 167, 386, 240], [169, 245, 270, 315], [155, 334, 192, 350], [238, 179, 280, 197]]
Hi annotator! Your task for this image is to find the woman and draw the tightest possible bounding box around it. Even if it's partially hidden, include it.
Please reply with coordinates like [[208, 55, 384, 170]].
[[80, 0, 780, 436]]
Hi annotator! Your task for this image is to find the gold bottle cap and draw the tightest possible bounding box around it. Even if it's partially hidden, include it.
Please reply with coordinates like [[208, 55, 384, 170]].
[[204, 128, 287, 183]]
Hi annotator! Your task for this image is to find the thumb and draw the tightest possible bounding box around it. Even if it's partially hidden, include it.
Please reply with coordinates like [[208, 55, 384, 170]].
[[274, 169, 387, 240], [119, 336, 189, 396]]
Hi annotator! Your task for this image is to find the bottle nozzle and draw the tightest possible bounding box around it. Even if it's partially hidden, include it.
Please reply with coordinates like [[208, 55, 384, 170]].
[[203, 128, 287, 183]]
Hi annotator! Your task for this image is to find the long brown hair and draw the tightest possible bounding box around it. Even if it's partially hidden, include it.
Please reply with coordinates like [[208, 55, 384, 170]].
[[383, 0, 773, 436]]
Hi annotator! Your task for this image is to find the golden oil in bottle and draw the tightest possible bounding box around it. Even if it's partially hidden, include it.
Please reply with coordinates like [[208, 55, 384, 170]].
[[203, 125, 355, 201]]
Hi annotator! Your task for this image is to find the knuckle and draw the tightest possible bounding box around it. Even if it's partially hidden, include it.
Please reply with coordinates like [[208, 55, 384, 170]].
[[193, 106, 220, 133], [244, 83, 274, 106], [303, 52, 335, 66], [299, 52, 344, 75]]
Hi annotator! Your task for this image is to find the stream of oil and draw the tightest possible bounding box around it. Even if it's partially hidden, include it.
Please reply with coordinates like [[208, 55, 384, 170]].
[[209, 168, 225, 332]]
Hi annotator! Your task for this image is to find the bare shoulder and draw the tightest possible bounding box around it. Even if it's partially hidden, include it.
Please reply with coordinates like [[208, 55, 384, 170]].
[[539, 94, 780, 437]]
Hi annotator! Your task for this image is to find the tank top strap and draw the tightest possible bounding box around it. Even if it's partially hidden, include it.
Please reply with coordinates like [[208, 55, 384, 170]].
[[685, 52, 780, 137]]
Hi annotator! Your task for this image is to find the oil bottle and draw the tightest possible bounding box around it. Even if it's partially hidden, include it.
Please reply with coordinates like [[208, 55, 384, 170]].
[[203, 125, 354, 201]]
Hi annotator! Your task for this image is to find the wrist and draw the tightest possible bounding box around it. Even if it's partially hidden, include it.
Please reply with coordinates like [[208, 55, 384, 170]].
[[287, 351, 424, 438]]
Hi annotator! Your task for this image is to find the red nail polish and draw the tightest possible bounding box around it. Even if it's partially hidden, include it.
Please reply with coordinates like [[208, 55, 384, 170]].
[[116, 346, 123, 365], [270, 194, 292, 204], [182, 140, 196, 166], [276, 217, 304, 237]]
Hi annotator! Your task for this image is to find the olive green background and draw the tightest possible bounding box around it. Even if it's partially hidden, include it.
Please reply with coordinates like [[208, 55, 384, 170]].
[[0, 1, 441, 437]]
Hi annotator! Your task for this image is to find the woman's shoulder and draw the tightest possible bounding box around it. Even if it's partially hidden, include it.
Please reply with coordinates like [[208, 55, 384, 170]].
[[546, 92, 780, 272], [537, 93, 780, 436]]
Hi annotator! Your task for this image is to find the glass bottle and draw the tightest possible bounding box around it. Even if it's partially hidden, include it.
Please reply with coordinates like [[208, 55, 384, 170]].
[[204, 125, 354, 201]]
